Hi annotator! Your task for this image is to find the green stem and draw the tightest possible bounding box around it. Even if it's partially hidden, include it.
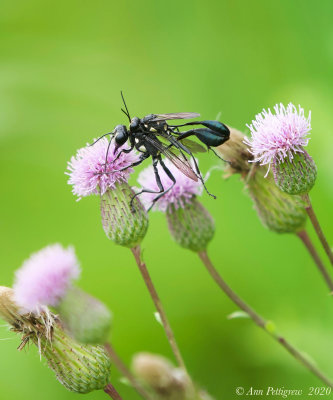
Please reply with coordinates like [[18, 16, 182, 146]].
[[302, 194, 333, 266], [297, 230, 333, 293], [131, 245, 188, 373], [104, 342, 153, 400], [198, 250, 333, 387]]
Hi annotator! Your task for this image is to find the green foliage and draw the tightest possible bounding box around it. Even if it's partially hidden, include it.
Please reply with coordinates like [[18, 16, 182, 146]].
[[0, 0, 333, 399]]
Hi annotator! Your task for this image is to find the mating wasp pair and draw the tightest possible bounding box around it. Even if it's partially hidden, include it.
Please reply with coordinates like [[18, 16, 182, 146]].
[[93, 93, 230, 211]]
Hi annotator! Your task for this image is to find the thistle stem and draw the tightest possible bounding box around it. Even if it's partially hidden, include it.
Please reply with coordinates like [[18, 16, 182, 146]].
[[297, 230, 333, 293], [104, 383, 123, 400], [198, 250, 333, 387], [104, 342, 153, 400], [131, 245, 187, 373], [302, 194, 333, 266]]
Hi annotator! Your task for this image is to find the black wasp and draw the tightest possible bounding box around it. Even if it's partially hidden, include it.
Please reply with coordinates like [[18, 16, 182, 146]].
[[93, 93, 230, 211]]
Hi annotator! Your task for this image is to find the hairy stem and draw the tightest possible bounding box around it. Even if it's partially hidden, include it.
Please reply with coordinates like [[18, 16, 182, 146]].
[[104, 342, 153, 400], [302, 194, 333, 266], [104, 383, 123, 400], [297, 230, 333, 293], [198, 250, 333, 387], [131, 245, 187, 373]]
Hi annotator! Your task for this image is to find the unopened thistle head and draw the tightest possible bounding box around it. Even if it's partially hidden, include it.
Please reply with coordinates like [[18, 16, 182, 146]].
[[137, 160, 214, 252], [0, 287, 111, 394], [67, 138, 148, 248], [132, 352, 194, 400], [218, 127, 253, 178], [245, 103, 317, 194], [13, 244, 111, 344], [13, 244, 80, 314], [218, 128, 307, 234], [58, 287, 112, 345]]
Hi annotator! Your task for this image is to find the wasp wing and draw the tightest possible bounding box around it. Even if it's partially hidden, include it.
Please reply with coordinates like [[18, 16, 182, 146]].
[[154, 131, 207, 154], [178, 138, 207, 153], [144, 135, 198, 182], [149, 112, 200, 122]]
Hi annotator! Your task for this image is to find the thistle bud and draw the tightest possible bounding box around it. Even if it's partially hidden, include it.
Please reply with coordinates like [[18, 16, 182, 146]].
[[247, 168, 307, 233], [217, 128, 307, 234], [13, 244, 80, 315], [272, 151, 317, 195], [132, 352, 194, 400], [0, 287, 111, 394], [217, 127, 253, 178], [167, 197, 215, 252], [57, 286, 112, 345], [136, 159, 213, 252], [67, 138, 149, 247], [244, 102, 316, 196], [101, 182, 148, 248], [43, 323, 111, 393]]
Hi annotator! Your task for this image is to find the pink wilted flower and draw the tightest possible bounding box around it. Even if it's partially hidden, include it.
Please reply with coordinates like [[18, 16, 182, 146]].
[[13, 244, 80, 313], [244, 103, 311, 171], [137, 159, 202, 212], [67, 138, 139, 199]]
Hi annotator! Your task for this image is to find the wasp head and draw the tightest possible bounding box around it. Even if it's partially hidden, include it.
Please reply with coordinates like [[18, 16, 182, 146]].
[[114, 125, 129, 145], [113, 125, 129, 154]]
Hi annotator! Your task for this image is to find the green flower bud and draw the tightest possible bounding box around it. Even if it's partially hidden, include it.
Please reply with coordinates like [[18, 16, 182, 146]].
[[0, 287, 111, 394], [216, 128, 307, 234], [57, 287, 112, 345], [101, 182, 149, 248], [43, 324, 111, 393], [247, 169, 307, 233], [166, 197, 215, 252], [272, 151, 317, 195]]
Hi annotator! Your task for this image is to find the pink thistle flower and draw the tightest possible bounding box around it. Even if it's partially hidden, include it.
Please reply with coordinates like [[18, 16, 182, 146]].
[[67, 138, 140, 199], [137, 159, 202, 212], [244, 103, 311, 172], [13, 244, 80, 314]]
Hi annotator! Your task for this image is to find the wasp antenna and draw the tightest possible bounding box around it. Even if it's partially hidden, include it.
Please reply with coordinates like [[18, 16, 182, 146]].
[[121, 107, 131, 121], [120, 91, 131, 122]]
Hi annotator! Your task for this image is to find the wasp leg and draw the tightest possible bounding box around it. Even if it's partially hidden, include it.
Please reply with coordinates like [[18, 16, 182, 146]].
[[146, 157, 176, 212], [111, 142, 135, 164], [166, 129, 193, 157], [207, 146, 231, 164], [89, 132, 114, 146], [189, 151, 217, 199], [168, 130, 216, 199], [129, 156, 166, 212], [103, 137, 114, 172], [100, 153, 149, 175], [174, 130, 230, 165], [111, 135, 135, 165]]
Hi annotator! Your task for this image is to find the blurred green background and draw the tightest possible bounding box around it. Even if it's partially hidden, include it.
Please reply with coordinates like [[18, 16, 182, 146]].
[[1, 0, 333, 398]]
